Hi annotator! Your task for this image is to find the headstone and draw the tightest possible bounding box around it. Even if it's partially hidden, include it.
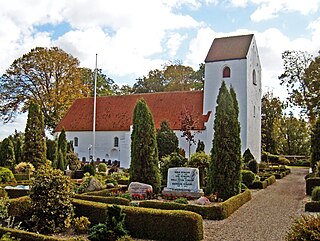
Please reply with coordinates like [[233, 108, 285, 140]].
[[162, 167, 204, 198], [128, 182, 153, 196]]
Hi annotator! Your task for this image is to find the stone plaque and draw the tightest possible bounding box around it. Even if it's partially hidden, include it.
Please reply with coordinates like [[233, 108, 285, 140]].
[[167, 167, 200, 192]]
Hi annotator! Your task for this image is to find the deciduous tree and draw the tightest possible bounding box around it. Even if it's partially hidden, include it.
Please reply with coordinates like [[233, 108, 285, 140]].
[[0, 47, 90, 130], [279, 50, 320, 124]]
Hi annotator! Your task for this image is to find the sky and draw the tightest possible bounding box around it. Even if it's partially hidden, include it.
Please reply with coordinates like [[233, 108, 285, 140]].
[[0, 0, 320, 141]]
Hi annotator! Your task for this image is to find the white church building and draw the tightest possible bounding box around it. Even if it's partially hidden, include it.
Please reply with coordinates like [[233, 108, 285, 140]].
[[54, 34, 262, 168]]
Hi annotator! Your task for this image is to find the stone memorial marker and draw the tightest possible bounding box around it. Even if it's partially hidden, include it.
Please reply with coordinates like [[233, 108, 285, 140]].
[[128, 182, 153, 196], [162, 167, 204, 198]]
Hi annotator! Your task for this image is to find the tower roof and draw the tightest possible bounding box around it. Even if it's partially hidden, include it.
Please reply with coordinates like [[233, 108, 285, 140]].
[[205, 34, 254, 63]]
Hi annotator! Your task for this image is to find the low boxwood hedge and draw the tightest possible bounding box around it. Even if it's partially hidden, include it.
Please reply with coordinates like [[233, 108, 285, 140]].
[[72, 199, 203, 241], [5, 188, 29, 198], [0, 227, 70, 241], [83, 187, 123, 196], [139, 189, 251, 220], [249, 175, 275, 189], [305, 201, 320, 212], [306, 177, 320, 195], [74, 194, 130, 206]]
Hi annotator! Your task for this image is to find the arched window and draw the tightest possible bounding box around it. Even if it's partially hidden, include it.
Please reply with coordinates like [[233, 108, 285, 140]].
[[114, 137, 119, 147], [253, 69, 257, 85], [74, 137, 78, 147], [223, 66, 231, 78]]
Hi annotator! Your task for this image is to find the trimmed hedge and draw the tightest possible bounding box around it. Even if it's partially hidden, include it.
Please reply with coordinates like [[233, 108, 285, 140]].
[[14, 174, 30, 181], [72, 199, 203, 241], [8, 196, 32, 217], [305, 201, 320, 212], [83, 187, 123, 196], [0, 227, 71, 241], [5, 188, 29, 198], [74, 194, 130, 206], [249, 175, 275, 189], [306, 177, 320, 195], [139, 189, 251, 220]]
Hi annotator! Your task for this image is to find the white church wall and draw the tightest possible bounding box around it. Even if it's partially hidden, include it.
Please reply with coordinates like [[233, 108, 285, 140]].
[[65, 131, 131, 168], [246, 37, 262, 162], [204, 59, 248, 155]]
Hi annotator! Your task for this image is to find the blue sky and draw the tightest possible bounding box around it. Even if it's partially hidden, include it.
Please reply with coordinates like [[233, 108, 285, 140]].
[[0, 0, 320, 140]]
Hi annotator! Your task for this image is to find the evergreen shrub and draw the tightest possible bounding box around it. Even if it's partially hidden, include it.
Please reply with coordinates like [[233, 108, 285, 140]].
[[98, 163, 107, 173], [285, 215, 320, 241], [312, 186, 320, 201], [306, 177, 320, 195], [74, 216, 91, 234], [248, 159, 258, 174], [0, 168, 14, 184], [305, 201, 320, 212], [83, 164, 95, 176], [241, 170, 256, 187]]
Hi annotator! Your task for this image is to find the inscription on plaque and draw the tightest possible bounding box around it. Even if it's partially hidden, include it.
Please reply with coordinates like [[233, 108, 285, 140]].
[[167, 167, 200, 192]]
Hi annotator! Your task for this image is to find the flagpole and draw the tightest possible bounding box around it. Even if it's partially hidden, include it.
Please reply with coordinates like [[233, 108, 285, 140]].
[[92, 53, 98, 161]]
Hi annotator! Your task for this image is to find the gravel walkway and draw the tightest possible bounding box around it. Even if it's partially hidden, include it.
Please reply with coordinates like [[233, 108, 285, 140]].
[[204, 167, 309, 241]]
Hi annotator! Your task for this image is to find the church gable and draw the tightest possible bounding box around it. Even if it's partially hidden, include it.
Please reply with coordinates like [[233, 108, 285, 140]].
[[55, 91, 210, 132]]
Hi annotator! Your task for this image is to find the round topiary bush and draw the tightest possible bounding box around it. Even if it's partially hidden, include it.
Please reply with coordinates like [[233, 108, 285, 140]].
[[15, 162, 35, 175], [0, 167, 14, 183], [285, 214, 320, 241], [312, 186, 320, 201], [83, 163, 95, 176], [241, 170, 256, 187], [98, 163, 107, 173]]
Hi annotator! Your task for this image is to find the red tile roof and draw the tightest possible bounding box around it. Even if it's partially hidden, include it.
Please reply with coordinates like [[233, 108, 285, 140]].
[[205, 34, 253, 62], [54, 91, 210, 132]]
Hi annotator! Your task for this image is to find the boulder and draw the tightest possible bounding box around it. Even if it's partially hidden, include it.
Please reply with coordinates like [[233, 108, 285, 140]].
[[128, 182, 153, 196], [195, 196, 210, 205], [85, 177, 104, 192]]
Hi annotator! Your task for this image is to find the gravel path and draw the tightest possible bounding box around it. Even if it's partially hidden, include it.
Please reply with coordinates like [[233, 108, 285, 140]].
[[204, 167, 309, 241]]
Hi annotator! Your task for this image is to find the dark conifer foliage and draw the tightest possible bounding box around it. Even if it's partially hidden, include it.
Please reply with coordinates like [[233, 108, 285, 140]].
[[311, 116, 320, 170], [24, 102, 46, 168], [156, 120, 179, 159], [130, 98, 161, 193], [207, 81, 242, 200]]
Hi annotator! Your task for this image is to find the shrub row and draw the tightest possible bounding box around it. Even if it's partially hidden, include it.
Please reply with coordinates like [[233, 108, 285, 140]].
[[306, 177, 320, 195], [0, 227, 70, 241], [139, 189, 251, 220], [74, 194, 130, 206], [14, 174, 31, 181], [305, 201, 320, 212], [249, 175, 276, 189], [72, 199, 203, 241], [5, 188, 29, 198], [83, 187, 123, 196]]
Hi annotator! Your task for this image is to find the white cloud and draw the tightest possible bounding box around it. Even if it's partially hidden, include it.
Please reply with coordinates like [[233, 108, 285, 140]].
[[227, 0, 320, 22], [166, 33, 188, 58]]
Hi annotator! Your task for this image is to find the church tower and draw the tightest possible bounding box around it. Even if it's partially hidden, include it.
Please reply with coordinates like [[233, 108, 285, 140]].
[[203, 34, 261, 161]]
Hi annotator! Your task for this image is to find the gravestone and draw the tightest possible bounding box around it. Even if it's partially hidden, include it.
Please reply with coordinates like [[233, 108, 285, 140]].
[[162, 167, 204, 198], [128, 182, 153, 197]]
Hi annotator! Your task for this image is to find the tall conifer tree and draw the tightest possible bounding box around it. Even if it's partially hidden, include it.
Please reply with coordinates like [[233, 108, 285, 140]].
[[57, 128, 67, 170], [0, 138, 15, 168], [130, 98, 161, 193], [207, 81, 242, 200], [311, 116, 320, 170], [156, 120, 179, 159], [24, 102, 46, 168]]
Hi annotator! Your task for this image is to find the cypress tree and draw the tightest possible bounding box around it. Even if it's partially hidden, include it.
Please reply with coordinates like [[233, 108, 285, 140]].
[[46, 139, 58, 163], [196, 140, 205, 152], [14, 137, 23, 164], [243, 148, 255, 163], [156, 120, 179, 159], [0, 138, 15, 168], [57, 128, 67, 170], [57, 149, 65, 171], [311, 116, 320, 170], [207, 81, 242, 200], [130, 98, 161, 193], [24, 102, 46, 169]]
